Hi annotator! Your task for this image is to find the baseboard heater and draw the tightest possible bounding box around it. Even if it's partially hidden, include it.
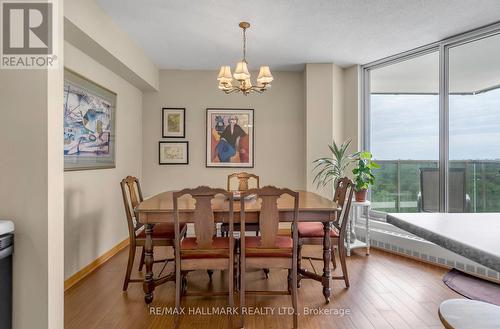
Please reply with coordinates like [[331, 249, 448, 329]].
[[355, 223, 500, 282]]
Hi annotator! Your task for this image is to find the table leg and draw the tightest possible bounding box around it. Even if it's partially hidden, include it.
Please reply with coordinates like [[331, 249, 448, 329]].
[[366, 206, 370, 255], [322, 222, 331, 303], [143, 223, 155, 304]]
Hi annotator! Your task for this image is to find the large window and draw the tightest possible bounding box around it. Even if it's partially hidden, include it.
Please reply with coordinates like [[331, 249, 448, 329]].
[[370, 52, 439, 213], [448, 33, 500, 213], [364, 27, 500, 214]]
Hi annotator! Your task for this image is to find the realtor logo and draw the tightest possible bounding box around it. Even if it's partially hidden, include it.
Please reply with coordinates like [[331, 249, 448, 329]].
[[1, 1, 57, 68]]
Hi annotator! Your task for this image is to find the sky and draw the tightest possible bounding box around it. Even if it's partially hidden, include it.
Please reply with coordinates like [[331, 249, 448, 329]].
[[370, 88, 500, 161]]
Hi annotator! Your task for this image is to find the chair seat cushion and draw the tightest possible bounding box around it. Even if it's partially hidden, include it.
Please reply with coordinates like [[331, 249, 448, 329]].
[[136, 223, 186, 239], [298, 222, 339, 238], [180, 237, 230, 259], [244, 236, 292, 257]]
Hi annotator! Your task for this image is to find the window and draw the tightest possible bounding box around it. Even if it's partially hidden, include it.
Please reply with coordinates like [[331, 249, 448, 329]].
[[448, 33, 500, 213], [363, 26, 500, 215], [370, 52, 439, 213]]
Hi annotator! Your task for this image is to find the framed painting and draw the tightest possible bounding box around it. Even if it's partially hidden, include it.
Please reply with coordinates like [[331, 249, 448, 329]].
[[64, 69, 116, 171], [162, 108, 185, 138], [206, 108, 254, 168], [159, 141, 189, 165]]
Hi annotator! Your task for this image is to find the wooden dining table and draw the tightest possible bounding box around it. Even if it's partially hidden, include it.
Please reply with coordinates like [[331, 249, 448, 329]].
[[135, 190, 341, 304]]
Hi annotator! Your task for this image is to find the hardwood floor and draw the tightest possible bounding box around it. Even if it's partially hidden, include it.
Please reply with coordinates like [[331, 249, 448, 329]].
[[64, 246, 460, 329]]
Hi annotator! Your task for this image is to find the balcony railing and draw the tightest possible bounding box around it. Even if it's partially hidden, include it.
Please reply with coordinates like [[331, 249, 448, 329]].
[[371, 160, 500, 213]]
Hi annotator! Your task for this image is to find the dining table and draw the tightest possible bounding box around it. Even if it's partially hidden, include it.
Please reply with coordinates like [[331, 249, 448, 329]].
[[135, 190, 341, 304]]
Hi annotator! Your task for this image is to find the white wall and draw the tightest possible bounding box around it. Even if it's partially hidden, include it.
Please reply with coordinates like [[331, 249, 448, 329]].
[[0, 3, 64, 329], [63, 42, 143, 278], [343, 65, 361, 152], [64, 0, 159, 91], [305, 63, 347, 199], [0, 39, 64, 329], [142, 70, 306, 196]]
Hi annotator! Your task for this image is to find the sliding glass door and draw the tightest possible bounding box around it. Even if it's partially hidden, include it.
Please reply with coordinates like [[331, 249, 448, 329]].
[[364, 25, 500, 215], [369, 52, 440, 213], [448, 33, 500, 212]]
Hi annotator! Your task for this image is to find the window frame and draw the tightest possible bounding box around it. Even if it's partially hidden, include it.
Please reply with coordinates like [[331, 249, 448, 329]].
[[361, 22, 500, 217]]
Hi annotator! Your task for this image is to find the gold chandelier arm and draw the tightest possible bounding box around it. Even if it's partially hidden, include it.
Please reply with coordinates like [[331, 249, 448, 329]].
[[224, 87, 240, 94], [250, 86, 266, 93]]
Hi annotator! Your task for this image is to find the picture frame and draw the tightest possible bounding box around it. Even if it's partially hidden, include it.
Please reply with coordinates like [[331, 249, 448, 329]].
[[162, 108, 186, 138], [159, 141, 189, 165], [64, 69, 117, 171], [206, 108, 254, 168]]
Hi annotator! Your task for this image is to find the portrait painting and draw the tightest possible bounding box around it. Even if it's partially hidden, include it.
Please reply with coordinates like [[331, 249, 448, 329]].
[[162, 108, 185, 138], [206, 108, 254, 168], [64, 69, 116, 171]]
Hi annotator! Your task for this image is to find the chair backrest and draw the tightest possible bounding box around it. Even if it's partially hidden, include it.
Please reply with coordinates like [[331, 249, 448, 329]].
[[173, 186, 233, 249], [120, 176, 144, 241], [227, 172, 260, 192], [449, 169, 467, 213], [420, 168, 466, 212], [240, 186, 299, 248], [332, 178, 354, 239], [333, 177, 352, 210], [420, 168, 440, 212]]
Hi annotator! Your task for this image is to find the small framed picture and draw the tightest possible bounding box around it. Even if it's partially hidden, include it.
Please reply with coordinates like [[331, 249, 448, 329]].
[[162, 108, 185, 138], [159, 141, 189, 165]]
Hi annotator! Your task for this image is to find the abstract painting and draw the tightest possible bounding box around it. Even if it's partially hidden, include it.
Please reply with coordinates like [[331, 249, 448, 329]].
[[64, 69, 116, 170], [162, 108, 185, 138], [206, 108, 254, 168], [159, 141, 189, 164]]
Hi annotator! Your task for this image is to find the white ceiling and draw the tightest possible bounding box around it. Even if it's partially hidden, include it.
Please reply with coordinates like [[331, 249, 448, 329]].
[[96, 0, 500, 71]]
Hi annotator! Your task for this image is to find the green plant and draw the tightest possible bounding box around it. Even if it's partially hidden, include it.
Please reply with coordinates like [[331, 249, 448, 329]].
[[352, 151, 380, 191], [313, 139, 358, 189]]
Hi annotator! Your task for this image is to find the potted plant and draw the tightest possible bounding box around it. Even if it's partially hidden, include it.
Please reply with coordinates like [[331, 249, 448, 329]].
[[352, 151, 380, 202], [312, 139, 358, 189]]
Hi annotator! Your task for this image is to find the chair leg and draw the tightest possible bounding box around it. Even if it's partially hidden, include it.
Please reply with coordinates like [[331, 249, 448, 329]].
[[287, 269, 292, 293], [297, 242, 302, 288], [338, 242, 350, 288], [181, 271, 188, 296], [331, 245, 337, 270], [234, 239, 240, 293], [292, 267, 298, 329], [138, 246, 145, 272], [240, 259, 245, 328], [175, 259, 181, 328], [228, 258, 234, 328], [122, 242, 136, 291]]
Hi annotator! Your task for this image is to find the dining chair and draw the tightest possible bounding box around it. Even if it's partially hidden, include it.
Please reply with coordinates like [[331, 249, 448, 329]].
[[173, 186, 235, 328], [120, 176, 187, 291], [239, 186, 299, 329], [221, 172, 260, 237], [297, 177, 354, 295], [227, 172, 260, 192]]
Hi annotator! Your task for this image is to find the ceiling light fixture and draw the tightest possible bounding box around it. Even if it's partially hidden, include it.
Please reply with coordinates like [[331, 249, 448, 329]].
[[217, 22, 273, 95]]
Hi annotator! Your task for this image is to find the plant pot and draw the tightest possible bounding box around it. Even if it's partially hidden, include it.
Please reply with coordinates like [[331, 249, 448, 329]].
[[354, 189, 367, 202]]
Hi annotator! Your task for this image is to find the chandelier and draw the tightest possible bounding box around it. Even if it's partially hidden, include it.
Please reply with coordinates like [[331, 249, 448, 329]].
[[217, 22, 273, 95]]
